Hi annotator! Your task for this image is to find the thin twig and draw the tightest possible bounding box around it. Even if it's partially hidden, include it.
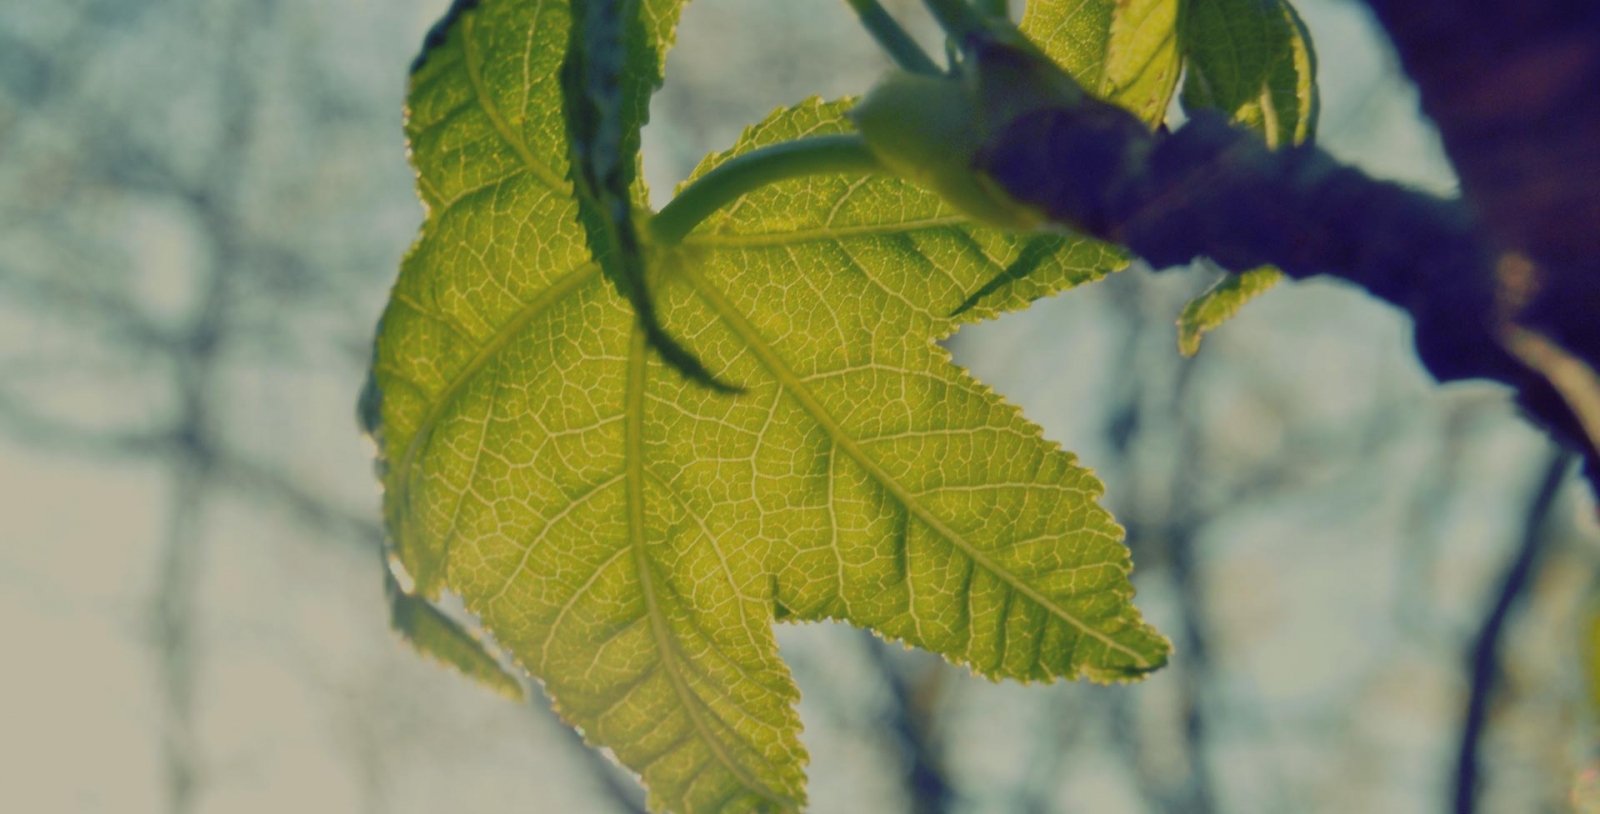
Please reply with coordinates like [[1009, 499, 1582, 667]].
[[920, 0, 989, 43], [151, 458, 207, 814], [146, 1, 266, 807], [862, 634, 953, 814], [1451, 449, 1573, 814]]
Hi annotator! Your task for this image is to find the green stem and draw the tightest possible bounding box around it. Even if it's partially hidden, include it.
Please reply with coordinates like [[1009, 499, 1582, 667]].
[[843, 0, 942, 75], [920, 0, 990, 43], [648, 135, 883, 246], [977, 0, 1009, 19]]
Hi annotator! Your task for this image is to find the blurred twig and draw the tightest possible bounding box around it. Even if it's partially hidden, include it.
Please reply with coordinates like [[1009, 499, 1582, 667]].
[[1104, 272, 1223, 814], [1451, 448, 1573, 814], [861, 634, 955, 814]]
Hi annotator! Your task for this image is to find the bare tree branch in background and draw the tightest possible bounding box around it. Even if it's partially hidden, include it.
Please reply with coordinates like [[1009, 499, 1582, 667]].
[[1105, 276, 1221, 814], [861, 634, 955, 814], [1452, 449, 1574, 814], [142, 0, 267, 804], [0, 1, 652, 812]]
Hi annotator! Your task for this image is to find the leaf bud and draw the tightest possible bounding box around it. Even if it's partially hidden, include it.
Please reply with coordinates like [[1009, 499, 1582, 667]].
[[848, 36, 1090, 232]]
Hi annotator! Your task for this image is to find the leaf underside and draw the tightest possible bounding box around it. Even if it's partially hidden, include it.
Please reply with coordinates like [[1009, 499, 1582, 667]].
[[371, 1, 1178, 811], [1176, 0, 1318, 353]]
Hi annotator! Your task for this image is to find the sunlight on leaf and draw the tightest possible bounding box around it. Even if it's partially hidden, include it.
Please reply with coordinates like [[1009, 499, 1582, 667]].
[[1020, 0, 1185, 128], [1182, 0, 1318, 149], [369, 1, 1172, 810], [667, 101, 1166, 689]]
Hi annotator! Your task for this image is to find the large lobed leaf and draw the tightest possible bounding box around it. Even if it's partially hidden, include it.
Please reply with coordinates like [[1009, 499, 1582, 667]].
[[662, 101, 1166, 684], [370, 1, 1178, 811], [1175, 0, 1318, 355]]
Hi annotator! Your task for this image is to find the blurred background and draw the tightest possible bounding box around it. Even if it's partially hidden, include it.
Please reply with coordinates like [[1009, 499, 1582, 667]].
[[1, 1, 1597, 812]]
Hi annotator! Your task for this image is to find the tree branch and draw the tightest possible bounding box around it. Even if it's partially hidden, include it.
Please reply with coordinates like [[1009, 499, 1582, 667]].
[[1355, 0, 1600, 508], [972, 29, 1600, 497]]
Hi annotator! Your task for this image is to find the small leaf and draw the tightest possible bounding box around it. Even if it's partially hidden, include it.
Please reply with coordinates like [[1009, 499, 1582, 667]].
[[1176, 265, 1284, 356], [1104, 0, 1187, 126], [1182, 0, 1318, 150], [1020, 0, 1185, 128], [1175, 0, 1318, 353], [388, 575, 526, 701], [562, 0, 735, 391]]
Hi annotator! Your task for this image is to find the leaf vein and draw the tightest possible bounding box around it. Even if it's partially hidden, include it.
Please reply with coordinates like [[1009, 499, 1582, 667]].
[[460, 12, 571, 194], [677, 264, 1154, 669]]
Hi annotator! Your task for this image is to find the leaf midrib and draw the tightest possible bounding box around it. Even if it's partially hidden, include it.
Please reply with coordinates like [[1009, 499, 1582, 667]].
[[680, 215, 970, 248], [624, 327, 800, 813], [674, 262, 1154, 669]]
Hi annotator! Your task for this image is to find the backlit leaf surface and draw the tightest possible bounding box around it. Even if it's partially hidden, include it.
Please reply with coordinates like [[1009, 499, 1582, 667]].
[[370, 2, 1170, 810], [1177, 265, 1285, 356], [1182, 0, 1318, 149], [1021, 0, 1185, 127]]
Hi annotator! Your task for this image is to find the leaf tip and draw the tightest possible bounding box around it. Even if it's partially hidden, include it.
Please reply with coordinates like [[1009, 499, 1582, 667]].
[[1176, 324, 1203, 357], [645, 323, 745, 394], [387, 576, 527, 702]]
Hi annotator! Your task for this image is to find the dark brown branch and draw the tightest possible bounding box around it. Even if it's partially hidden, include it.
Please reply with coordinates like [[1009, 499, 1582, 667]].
[[976, 55, 1600, 497], [985, 102, 1513, 382], [1357, 2, 1600, 282], [1355, 0, 1600, 508]]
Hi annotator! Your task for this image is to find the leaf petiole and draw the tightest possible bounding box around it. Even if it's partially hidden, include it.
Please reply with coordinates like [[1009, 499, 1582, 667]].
[[920, 0, 993, 44], [977, 0, 1009, 20], [648, 134, 884, 245], [843, 0, 942, 75]]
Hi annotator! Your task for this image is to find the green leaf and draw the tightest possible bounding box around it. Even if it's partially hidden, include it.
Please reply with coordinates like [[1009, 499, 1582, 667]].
[[1176, 265, 1284, 356], [668, 100, 1167, 683], [1175, 0, 1318, 353], [374, 2, 1169, 810], [1019, 0, 1185, 127], [561, 0, 736, 391], [1182, 0, 1318, 150], [388, 573, 526, 701]]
